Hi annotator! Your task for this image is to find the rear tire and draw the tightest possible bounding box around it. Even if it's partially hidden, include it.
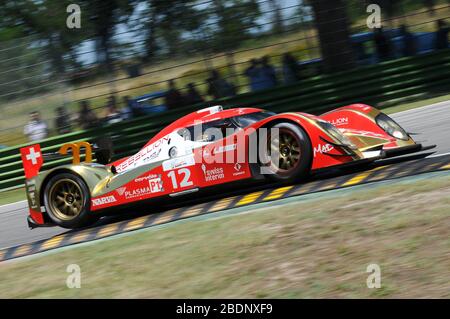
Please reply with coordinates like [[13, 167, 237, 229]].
[[43, 173, 98, 229], [261, 122, 312, 184]]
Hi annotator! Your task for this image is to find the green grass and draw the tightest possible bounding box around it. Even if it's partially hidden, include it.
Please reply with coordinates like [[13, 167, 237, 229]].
[[0, 187, 25, 206], [383, 93, 450, 115], [1, 172, 449, 298]]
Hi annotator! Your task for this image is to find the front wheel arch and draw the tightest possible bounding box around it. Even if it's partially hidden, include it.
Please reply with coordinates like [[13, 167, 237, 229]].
[[256, 120, 313, 183]]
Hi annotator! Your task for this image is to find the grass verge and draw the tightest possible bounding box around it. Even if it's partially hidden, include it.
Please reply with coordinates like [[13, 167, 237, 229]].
[[0, 172, 449, 298], [383, 93, 450, 115], [0, 188, 25, 206]]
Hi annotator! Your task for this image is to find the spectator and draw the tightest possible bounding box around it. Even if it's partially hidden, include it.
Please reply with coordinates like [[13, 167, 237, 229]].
[[400, 25, 416, 57], [78, 100, 99, 130], [103, 101, 122, 125], [165, 79, 185, 110], [244, 59, 264, 92], [54, 106, 71, 134], [206, 70, 236, 99], [282, 53, 301, 84], [435, 20, 449, 50], [259, 55, 278, 90], [185, 83, 204, 105], [121, 96, 133, 119], [23, 111, 48, 142], [374, 27, 392, 61]]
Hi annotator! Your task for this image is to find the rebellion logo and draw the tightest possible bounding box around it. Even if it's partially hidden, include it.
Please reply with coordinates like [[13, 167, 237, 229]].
[[92, 195, 117, 207], [328, 117, 348, 126]]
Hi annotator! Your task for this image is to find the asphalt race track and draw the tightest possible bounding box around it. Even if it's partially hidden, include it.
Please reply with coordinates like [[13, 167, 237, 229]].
[[1, 100, 449, 261]]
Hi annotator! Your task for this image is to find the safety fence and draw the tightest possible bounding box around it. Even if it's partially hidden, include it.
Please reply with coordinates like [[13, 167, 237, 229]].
[[0, 48, 449, 191]]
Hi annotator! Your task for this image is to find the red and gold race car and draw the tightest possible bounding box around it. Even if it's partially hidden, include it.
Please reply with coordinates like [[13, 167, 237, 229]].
[[20, 104, 435, 229]]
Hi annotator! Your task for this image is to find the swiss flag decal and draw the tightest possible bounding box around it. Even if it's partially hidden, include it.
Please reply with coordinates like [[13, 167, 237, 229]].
[[20, 144, 43, 179]]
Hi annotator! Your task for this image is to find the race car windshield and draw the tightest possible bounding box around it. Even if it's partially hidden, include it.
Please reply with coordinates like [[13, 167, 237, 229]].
[[180, 118, 237, 142], [232, 111, 276, 128]]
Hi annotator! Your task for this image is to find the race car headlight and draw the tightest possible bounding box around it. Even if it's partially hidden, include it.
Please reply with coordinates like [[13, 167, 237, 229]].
[[375, 113, 409, 141], [317, 121, 357, 149]]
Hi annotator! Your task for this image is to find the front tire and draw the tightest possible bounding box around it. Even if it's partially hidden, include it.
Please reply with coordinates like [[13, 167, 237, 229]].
[[43, 172, 97, 229], [261, 122, 312, 183]]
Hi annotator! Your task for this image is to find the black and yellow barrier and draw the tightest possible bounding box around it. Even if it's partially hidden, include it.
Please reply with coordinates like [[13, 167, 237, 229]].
[[1, 154, 449, 263]]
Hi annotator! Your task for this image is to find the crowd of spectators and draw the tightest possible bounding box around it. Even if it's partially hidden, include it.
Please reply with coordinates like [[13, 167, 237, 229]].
[[373, 20, 448, 62], [22, 20, 449, 142]]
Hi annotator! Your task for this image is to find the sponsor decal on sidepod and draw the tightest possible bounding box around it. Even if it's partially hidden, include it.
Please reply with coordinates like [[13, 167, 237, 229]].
[[92, 195, 117, 207], [313, 144, 334, 157]]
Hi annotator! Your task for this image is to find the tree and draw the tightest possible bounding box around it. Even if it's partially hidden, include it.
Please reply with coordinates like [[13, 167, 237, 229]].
[[0, 0, 84, 74], [211, 0, 261, 51], [309, 0, 355, 73], [79, 0, 137, 69], [268, 0, 284, 35], [140, 0, 205, 60]]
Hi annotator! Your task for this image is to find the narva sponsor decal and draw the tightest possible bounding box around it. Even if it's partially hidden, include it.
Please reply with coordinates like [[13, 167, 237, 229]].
[[92, 195, 117, 206]]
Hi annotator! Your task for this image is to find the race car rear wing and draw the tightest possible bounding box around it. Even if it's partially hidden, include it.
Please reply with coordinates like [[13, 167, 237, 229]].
[[20, 141, 94, 180], [20, 144, 44, 180], [19, 138, 114, 180]]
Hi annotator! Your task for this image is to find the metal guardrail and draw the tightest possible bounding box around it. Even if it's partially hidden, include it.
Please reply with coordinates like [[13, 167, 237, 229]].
[[1, 49, 449, 191]]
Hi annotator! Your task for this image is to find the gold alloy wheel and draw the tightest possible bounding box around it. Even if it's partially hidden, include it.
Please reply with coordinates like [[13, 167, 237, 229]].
[[48, 178, 84, 221], [270, 128, 301, 173]]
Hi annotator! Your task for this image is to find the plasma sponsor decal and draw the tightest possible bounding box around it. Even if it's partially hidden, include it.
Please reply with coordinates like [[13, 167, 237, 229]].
[[116, 187, 126, 196], [123, 177, 163, 199], [314, 144, 334, 157], [328, 117, 348, 126], [163, 155, 195, 171], [201, 164, 224, 182], [149, 177, 163, 193], [233, 162, 246, 176], [92, 195, 117, 207]]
